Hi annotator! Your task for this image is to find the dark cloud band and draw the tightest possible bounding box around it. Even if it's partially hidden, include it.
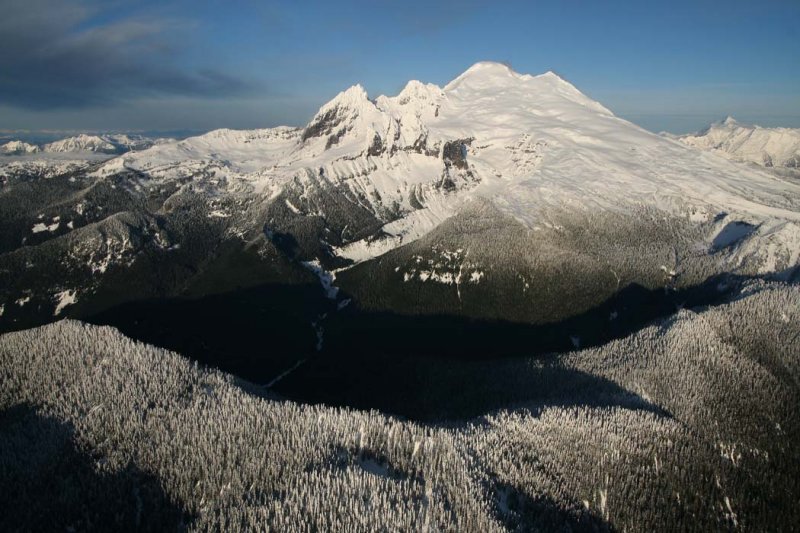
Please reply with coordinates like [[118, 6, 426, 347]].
[[0, 0, 255, 110]]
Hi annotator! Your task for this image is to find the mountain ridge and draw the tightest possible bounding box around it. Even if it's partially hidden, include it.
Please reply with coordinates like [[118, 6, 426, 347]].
[[675, 117, 800, 170], [0, 133, 174, 157], [1, 62, 799, 331], [90, 62, 800, 267]]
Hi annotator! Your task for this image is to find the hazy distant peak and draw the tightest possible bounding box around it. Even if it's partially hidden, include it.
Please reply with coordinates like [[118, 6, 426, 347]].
[[678, 118, 800, 170], [722, 115, 738, 126], [0, 140, 40, 155]]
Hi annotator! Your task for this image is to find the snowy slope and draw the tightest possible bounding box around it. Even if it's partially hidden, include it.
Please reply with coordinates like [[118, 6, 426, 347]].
[[0, 153, 112, 180], [675, 116, 800, 169], [94, 127, 302, 196], [97, 62, 800, 267]]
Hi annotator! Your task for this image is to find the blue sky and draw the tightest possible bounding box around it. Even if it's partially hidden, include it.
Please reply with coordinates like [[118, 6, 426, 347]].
[[1, 0, 798, 134]]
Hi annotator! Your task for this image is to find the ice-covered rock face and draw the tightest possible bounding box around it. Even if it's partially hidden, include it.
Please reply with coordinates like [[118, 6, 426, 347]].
[[299, 84, 393, 156], [395, 80, 444, 107], [374, 80, 445, 154], [378, 80, 445, 119], [302, 85, 372, 141]]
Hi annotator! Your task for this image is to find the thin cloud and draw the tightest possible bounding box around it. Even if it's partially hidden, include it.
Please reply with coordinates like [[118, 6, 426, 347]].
[[0, 0, 257, 110]]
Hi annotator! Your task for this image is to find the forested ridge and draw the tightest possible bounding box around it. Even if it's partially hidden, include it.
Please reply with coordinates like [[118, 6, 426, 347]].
[[1, 281, 797, 531]]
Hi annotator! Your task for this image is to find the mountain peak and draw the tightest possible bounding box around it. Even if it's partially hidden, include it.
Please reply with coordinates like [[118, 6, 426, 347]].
[[324, 84, 369, 109], [43, 134, 118, 154], [395, 79, 444, 105], [445, 61, 523, 89], [462, 61, 518, 76], [441, 62, 612, 117], [537, 70, 568, 82], [302, 83, 388, 146], [454, 62, 572, 83]]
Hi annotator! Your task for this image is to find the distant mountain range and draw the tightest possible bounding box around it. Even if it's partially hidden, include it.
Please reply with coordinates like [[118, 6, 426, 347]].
[[0, 140, 40, 155], [667, 116, 800, 170], [0, 133, 173, 156]]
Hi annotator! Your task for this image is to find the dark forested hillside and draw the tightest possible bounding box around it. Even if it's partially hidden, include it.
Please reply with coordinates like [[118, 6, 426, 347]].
[[1, 281, 797, 531]]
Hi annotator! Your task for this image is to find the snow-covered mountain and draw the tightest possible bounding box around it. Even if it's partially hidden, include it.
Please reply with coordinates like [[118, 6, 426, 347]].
[[674, 116, 800, 170], [98, 62, 800, 266], [2, 62, 800, 329], [0, 140, 40, 155], [0, 133, 175, 181], [41, 133, 175, 154], [43, 133, 118, 154], [100, 133, 174, 152], [0, 133, 173, 157]]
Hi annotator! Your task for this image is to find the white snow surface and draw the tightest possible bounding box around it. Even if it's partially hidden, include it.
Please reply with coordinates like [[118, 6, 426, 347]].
[[31, 220, 60, 233], [91, 62, 800, 264], [675, 117, 800, 169], [301, 259, 339, 299], [53, 290, 77, 316]]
